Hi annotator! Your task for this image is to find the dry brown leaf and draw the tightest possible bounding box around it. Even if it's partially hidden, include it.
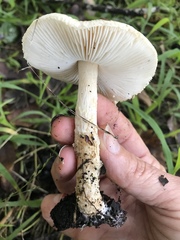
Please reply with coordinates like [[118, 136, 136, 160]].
[[0, 142, 17, 192], [141, 130, 166, 168], [138, 90, 152, 107]]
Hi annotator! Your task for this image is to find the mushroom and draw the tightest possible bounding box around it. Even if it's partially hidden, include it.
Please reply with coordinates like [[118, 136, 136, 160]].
[[22, 13, 157, 229]]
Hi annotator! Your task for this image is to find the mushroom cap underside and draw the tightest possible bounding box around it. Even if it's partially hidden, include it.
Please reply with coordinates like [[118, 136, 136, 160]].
[[22, 13, 158, 101]]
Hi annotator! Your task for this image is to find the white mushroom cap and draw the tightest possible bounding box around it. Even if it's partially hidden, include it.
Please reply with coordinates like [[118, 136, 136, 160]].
[[22, 13, 157, 102]]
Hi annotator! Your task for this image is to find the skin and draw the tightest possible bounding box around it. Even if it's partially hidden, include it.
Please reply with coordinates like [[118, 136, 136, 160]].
[[41, 94, 180, 240]]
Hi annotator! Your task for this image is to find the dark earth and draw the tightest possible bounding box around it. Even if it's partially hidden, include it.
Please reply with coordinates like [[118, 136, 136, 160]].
[[50, 192, 127, 231]]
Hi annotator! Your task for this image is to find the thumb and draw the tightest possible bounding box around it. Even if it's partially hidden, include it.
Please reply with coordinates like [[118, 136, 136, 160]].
[[99, 126, 178, 209]]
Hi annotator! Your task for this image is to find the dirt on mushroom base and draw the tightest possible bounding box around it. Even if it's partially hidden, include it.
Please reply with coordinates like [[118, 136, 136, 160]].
[[50, 192, 127, 231]]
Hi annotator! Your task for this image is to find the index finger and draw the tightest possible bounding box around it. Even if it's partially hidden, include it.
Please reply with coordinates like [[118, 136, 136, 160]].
[[97, 94, 151, 160], [51, 94, 154, 162]]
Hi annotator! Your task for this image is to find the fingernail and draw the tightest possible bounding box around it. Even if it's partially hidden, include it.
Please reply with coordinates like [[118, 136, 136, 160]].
[[56, 145, 68, 164], [53, 194, 61, 204], [51, 114, 66, 126], [103, 125, 120, 154]]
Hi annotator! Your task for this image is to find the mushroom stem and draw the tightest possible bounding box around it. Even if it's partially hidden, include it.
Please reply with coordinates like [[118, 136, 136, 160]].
[[75, 61, 105, 215]]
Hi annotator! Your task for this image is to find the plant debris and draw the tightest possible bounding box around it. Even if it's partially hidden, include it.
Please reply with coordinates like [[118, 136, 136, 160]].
[[50, 192, 127, 231], [158, 175, 169, 186]]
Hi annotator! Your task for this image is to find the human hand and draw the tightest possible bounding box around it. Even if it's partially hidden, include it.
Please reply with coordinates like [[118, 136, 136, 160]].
[[41, 94, 180, 240]]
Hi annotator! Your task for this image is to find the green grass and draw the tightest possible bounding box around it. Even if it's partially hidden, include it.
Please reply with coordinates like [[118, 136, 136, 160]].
[[0, 0, 180, 239]]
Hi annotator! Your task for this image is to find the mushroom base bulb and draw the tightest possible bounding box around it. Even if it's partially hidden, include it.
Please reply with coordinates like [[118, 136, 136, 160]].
[[50, 192, 127, 231]]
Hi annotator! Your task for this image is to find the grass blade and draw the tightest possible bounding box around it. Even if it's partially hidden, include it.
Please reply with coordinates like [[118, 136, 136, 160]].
[[6, 211, 40, 240], [123, 102, 174, 173], [173, 148, 180, 175], [0, 199, 41, 208], [147, 18, 170, 37], [0, 163, 24, 200]]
